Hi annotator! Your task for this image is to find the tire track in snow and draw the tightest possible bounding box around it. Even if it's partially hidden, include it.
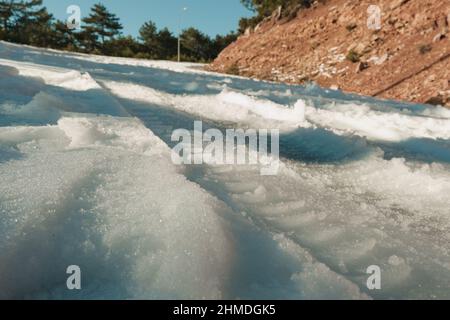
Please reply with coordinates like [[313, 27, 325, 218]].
[[0, 151, 114, 299], [111, 93, 450, 299], [112, 98, 372, 299]]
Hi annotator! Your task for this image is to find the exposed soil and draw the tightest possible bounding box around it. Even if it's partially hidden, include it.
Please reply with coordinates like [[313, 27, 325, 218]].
[[210, 0, 450, 107]]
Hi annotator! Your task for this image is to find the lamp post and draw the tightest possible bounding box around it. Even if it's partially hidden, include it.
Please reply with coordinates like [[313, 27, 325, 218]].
[[178, 7, 188, 63]]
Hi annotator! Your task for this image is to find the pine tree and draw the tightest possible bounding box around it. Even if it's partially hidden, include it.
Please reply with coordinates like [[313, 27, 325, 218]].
[[156, 27, 177, 59], [18, 6, 54, 46], [239, 0, 313, 32], [211, 32, 237, 57], [138, 21, 178, 59], [180, 28, 213, 62], [76, 28, 99, 52], [104, 35, 140, 57], [82, 3, 123, 46], [0, 1, 234, 62], [1, 0, 44, 40], [139, 21, 160, 57], [52, 20, 77, 50], [0, 0, 15, 35]]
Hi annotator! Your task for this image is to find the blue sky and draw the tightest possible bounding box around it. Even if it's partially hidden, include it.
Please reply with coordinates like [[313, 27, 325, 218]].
[[43, 0, 253, 37]]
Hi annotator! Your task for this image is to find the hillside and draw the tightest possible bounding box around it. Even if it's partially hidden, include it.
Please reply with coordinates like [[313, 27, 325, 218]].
[[210, 0, 450, 107]]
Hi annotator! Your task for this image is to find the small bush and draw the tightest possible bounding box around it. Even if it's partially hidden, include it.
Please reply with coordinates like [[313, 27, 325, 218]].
[[346, 49, 361, 63], [238, 16, 263, 34], [225, 63, 240, 75], [311, 42, 320, 50], [419, 44, 432, 54], [346, 23, 357, 32], [134, 52, 155, 60]]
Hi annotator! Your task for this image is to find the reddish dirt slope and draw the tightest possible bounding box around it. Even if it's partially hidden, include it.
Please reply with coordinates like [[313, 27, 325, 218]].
[[210, 0, 450, 107]]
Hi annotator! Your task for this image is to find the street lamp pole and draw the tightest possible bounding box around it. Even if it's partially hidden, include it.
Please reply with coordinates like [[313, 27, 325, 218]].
[[178, 7, 188, 63], [177, 37, 181, 63]]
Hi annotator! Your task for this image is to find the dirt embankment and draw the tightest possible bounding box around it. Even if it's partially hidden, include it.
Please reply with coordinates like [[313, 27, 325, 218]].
[[210, 0, 450, 107]]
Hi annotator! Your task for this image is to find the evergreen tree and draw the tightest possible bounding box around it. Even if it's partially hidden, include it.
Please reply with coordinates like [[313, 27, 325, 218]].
[[0, 1, 235, 62], [0, 0, 48, 42], [52, 20, 77, 50], [18, 6, 54, 46], [211, 32, 237, 57], [139, 21, 177, 59], [0, 0, 16, 36], [76, 28, 99, 52], [104, 35, 140, 57], [139, 21, 160, 58], [180, 27, 213, 62], [241, 0, 312, 16], [239, 0, 313, 32], [82, 3, 122, 45], [156, 27, 177, 59]]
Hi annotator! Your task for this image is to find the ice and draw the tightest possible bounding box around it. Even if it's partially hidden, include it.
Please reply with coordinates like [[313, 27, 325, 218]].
[[0, 116, 234, 299], [217, 89, 306, 123], [0, 51, 234, 299], [102, 80, 450, 143], [0, 60, 128, 125], [306, 102, 450, 142], [57, 116, 169, 155], [103, 81, 309, 131], [1, 41, 450, 299], [0, 59, 101, 91]]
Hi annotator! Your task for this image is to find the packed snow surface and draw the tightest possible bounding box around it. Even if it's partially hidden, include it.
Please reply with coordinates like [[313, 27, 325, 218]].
[[0, 41, 450, 299]]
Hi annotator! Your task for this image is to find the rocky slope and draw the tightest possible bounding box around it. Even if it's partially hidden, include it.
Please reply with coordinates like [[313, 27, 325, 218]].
[[210, 0, 450, 107]]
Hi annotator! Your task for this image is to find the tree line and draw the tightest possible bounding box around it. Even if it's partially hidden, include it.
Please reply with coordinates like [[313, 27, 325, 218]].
[[0, 1, 237, 62]]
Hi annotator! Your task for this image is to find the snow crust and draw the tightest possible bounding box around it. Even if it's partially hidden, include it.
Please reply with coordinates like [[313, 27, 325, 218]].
[[1, 41, 450, 299]]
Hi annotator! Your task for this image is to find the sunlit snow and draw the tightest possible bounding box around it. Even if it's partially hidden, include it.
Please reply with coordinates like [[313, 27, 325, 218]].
[[0, 41, 449, 299]]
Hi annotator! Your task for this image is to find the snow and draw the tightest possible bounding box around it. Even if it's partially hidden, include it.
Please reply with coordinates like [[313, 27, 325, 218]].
[[306, 102, 450, 142], [102, 81, 308, 131], [0, 116, 234, 299], [1, 41, 450, 299], [102, 80, 450, 141], [0, 59, 101, 91]]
